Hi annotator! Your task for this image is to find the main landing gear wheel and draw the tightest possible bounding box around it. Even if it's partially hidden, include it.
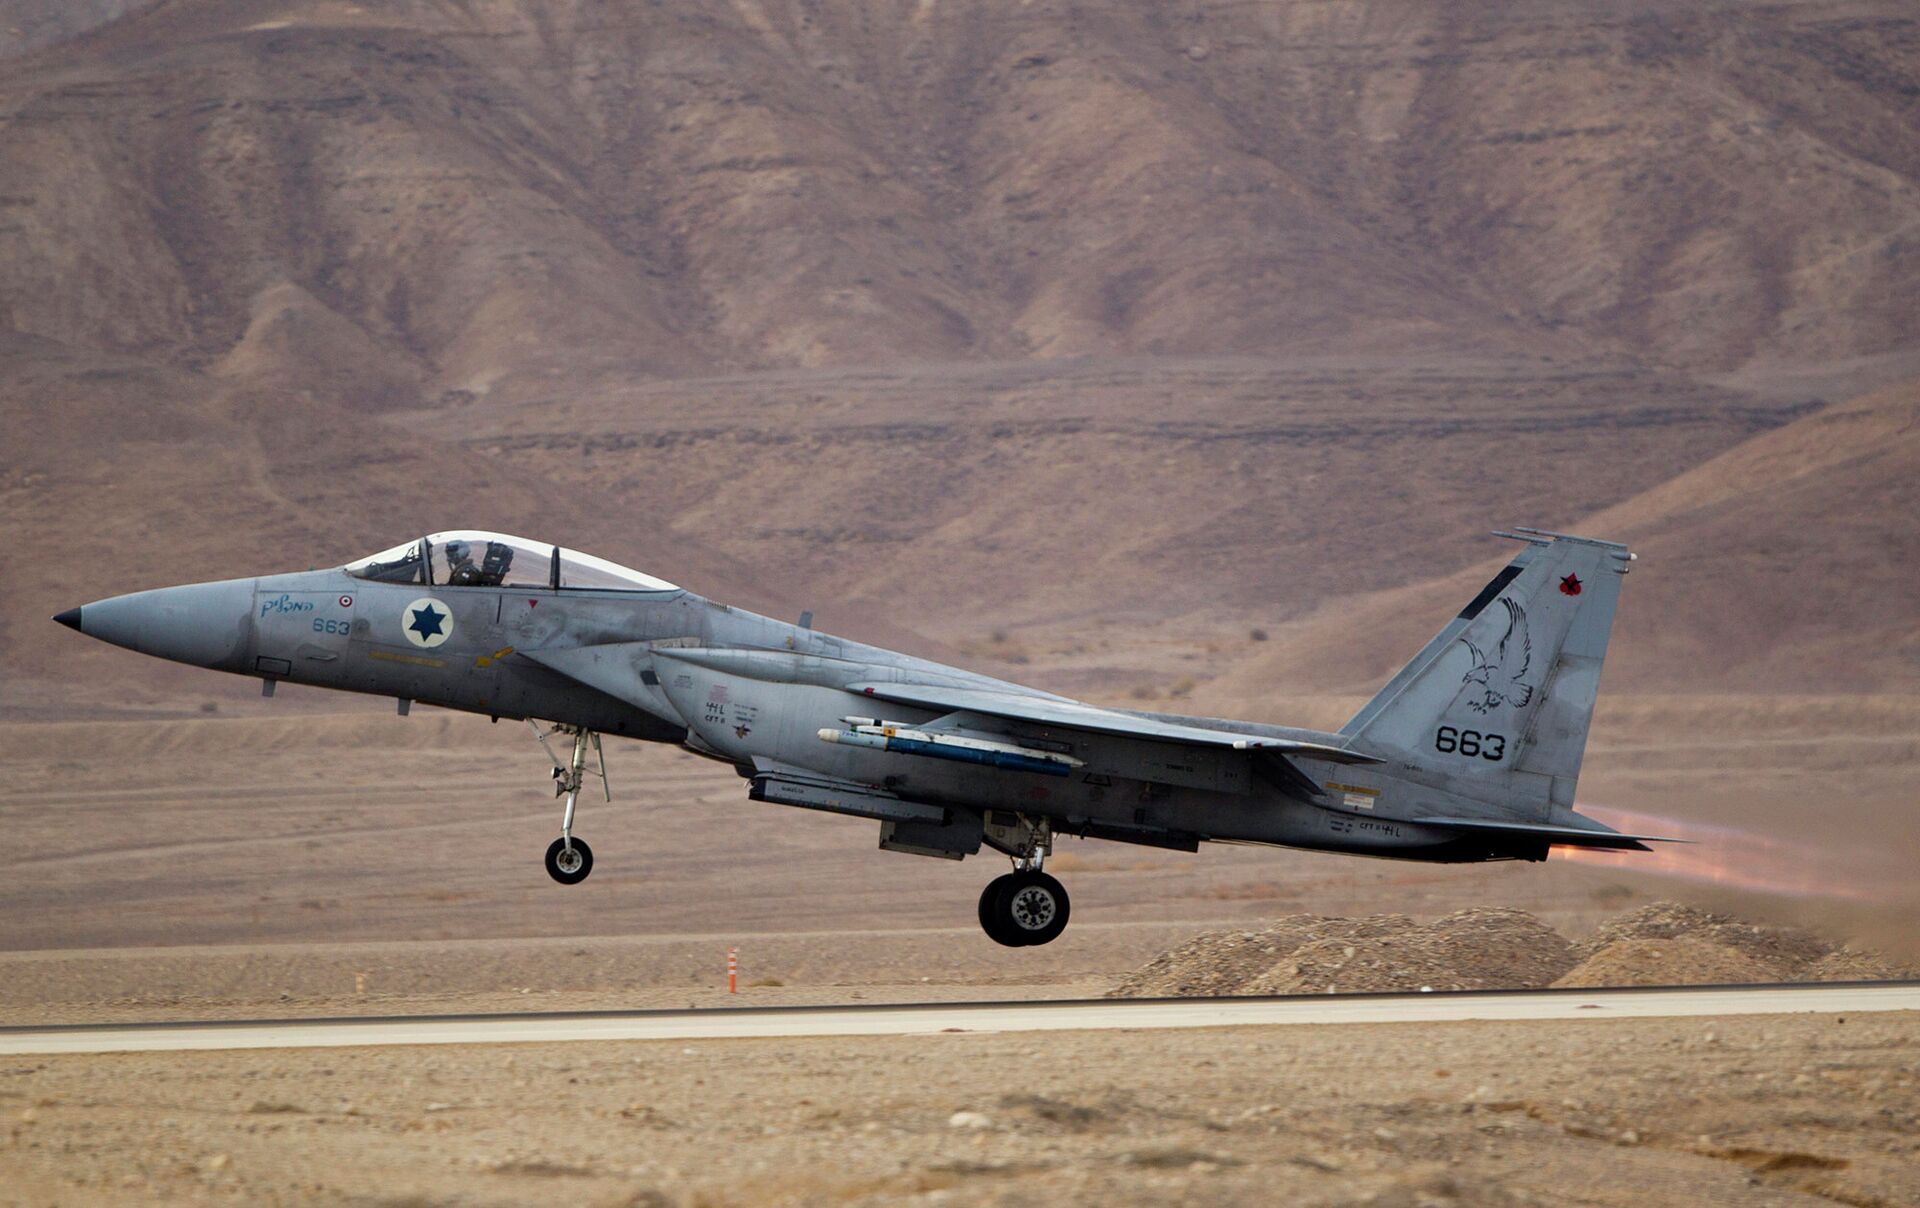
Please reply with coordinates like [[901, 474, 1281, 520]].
[[545, 837, 594, 884], [979, 876, 1015, 945], [980, 870, 1070, 947]]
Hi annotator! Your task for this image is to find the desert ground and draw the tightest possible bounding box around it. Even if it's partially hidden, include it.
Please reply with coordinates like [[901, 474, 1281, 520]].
[[3, 690, 1916, 1019], [2, 690, 1917, 1208], [5, 1011, 1918, 1207]]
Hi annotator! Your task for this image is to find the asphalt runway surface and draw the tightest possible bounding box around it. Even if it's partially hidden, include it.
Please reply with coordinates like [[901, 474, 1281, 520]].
[[5, 982, 1915, 1055]]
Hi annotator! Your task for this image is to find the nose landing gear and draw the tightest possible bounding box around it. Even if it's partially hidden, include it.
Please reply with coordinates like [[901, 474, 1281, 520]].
[[977, 815, 1069, 947], [530, 721, 607, 885]]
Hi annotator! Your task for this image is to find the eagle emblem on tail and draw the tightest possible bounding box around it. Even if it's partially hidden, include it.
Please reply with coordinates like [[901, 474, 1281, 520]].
[[1461, 597, 1533, 714]]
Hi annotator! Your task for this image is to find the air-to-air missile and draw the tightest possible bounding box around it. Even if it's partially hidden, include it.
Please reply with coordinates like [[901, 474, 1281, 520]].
[[817, 718, 1084, 776]]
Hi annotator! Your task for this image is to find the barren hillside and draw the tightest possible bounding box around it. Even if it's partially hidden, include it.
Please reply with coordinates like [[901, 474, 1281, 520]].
[[1206, 376, 1920, 698], [3, 0, 1918, 710], [430, 354, 1831, 684], [2, 0, 1916, 399], [0, 0, 148, 60], [0, 331, 959, 710]]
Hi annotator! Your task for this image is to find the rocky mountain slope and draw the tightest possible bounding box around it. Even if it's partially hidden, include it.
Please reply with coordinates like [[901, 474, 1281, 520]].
[[1206, 376, 1920, 696], [3, 0, 1917, 708], [3, 0, 1915, 400]]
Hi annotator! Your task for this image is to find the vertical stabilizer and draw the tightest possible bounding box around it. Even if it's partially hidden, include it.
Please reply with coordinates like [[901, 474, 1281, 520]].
[[1340, 530, 1631, 815]]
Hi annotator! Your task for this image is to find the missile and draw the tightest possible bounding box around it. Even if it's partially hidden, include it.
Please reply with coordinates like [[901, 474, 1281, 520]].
[[817, 721, 1082, 777]]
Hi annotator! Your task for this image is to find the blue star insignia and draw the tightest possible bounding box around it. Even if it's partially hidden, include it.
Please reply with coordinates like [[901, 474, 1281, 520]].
[[408, 604, 447, 640]]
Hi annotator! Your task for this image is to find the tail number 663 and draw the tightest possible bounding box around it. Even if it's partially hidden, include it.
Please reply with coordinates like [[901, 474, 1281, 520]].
[[1435, 726, 1506, 761]]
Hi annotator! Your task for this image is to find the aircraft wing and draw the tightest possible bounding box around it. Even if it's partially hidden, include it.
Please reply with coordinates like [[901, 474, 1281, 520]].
[[847, 680, 1380, 766]]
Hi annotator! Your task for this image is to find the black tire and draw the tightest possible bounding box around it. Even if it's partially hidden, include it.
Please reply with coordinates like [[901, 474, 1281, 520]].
[[545, 836, 593, 884], [987, 870, 1070, 947], [978, 874, 1018, 946]]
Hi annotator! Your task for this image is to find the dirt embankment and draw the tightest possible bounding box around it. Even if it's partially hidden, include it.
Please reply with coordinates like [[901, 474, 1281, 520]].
[[1108, 902, 1917, 997]]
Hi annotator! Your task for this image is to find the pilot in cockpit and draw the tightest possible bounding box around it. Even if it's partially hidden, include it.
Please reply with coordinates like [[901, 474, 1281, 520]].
[[444, 540, 484, 586], [444, 539, 515, 587]]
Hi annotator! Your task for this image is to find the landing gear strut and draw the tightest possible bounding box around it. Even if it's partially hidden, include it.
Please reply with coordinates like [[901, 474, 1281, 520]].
[[978, 815, 1070, 947], [530, 721, 607, 885]]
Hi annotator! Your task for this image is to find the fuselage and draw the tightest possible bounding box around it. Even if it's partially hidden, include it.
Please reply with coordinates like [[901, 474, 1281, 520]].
[[60, 560, 1527, 864]]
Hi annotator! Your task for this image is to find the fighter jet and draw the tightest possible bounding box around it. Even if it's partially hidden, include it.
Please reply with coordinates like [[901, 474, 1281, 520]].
[[55, 527, 1672, 946]]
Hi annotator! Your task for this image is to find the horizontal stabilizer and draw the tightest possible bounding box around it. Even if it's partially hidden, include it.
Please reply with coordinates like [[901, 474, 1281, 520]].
[[1411, 815, 1688, 852]]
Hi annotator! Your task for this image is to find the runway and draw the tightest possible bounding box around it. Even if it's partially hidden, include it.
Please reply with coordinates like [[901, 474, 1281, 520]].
[[5, 981, 1915, 1055]]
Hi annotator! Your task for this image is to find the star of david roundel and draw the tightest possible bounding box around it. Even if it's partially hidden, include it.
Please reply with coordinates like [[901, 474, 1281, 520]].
[[402, 597, 453, 648]]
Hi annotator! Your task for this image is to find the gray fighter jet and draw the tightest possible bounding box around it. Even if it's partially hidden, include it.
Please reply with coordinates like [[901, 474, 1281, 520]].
[[55, 527, 1672, 946]]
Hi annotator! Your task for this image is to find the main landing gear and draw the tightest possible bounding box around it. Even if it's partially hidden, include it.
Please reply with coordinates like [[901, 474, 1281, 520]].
[[978, 869, 1070, 947], [530, 721, 608, 885], [978, 815, 1070, 947]]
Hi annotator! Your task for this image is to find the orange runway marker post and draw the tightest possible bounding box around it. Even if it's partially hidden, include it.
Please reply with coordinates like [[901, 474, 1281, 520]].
[[727, 947, 738, 995]]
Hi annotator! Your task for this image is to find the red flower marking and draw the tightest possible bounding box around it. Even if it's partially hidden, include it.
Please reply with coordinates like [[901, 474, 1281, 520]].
[[1559, 574, 1583, 597]]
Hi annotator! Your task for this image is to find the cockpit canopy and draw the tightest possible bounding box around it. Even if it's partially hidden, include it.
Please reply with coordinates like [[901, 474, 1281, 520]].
[[343, 532, 678, 592]]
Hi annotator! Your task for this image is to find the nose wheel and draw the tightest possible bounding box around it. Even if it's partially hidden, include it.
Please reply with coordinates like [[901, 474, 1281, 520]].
[[529, 721, 608, 885], [978, 869, 1070, 947], [545, 836, 594, 884]]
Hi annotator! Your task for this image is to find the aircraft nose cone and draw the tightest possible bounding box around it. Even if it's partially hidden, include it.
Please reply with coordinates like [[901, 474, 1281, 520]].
[[70, 578, 257, 670]]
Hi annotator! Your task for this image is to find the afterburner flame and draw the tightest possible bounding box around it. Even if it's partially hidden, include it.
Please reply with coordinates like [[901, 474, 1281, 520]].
[[1554, 805, 1881, 902]]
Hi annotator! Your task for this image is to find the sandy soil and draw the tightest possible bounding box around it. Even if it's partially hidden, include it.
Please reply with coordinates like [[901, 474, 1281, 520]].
[[3, 1010, 1916, 1207], [2, 695, 1914, 1204], [2, 692, 1915, 1022], [0, 703, 1640, 966]]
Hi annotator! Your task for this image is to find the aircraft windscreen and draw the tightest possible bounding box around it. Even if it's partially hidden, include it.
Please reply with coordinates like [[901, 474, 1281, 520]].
[[343, 540, 427, 584], [344, 534, 677, 591]]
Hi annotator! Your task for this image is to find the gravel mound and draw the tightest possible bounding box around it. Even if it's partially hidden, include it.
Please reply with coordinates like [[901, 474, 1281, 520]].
[[1547, 901, 1920, 987], [1109, 907, 1576, 997], [1244, 936, 1465, 995], [1109, 901, 1912, 997], [1568, 902, 1831, 976], [1803, 948, 1920, 982], [1552, 936, 1778, 988], [1427, 907, 1576, 988], [1104, 914, 1420, 997]]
